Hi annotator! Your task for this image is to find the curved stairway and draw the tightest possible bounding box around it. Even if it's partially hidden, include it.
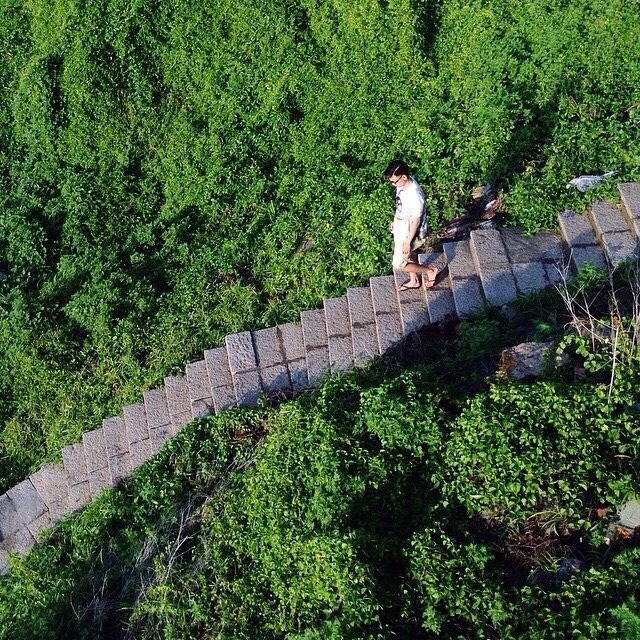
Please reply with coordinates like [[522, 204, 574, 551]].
[[1, 182, 639, 574]]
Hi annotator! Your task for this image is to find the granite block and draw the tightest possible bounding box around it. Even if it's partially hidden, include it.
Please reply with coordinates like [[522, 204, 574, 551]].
[[48, 496, 70, 523], [570, 245, 607, 271], [557, 211, 599, 248], [103, 415, 128, 458], [123, 402, 150, 445], [260, 364, 292, 394], [450, 276, 485, 318], [425, 281, 456, 322], [279, 323, 306, 362], [164, 375, 191, 417], [499, 228, 538, 263], [30, 463, 68, 510], [300, 309, 328, 350], [26, 510, 52, 538], [327, 334, 354, 371], [470, 229, 510, 267], [61, 442, 88, 487], [306, 346, 330, 385], [0, 494, 22, 538], [544, 261, 565, 285], [191, 397, 215, 418], [233, 370, 262, 405], [352, 323, 379, 363], [68, 481, 91, 511], [211, 384, 238, 412], [143, 388, 171, 429], [129, 439, 153, 469], [116, 453, 136, 478], [374, 311, 404, 353], [186, 359, 213, 401], [88, 466, 113, 497], [532, 232, 564, 262], [150, 424, 172, 454], [589, 200, 630, 238], [7, 479, 47, 526], [619, 183, 640, 222], [107, 453, 130, 485], [601, 231, 639, 267], [400, 301, 431, 336], [226, 332, 258, 374], [204, 347, 234, 388], [370, 275, 400, 315], [479, 266, 518, 307], [82, 428, 108, 474], [511, 262, 549, 294], [288, 359, 310, 391], [347, 287, 375, 325], [324, 297, 351, 337], [443, 240, 478, 278], [253, 327, 284, 368], [170, 411, 192, 434], [2, 526, 34, 555]]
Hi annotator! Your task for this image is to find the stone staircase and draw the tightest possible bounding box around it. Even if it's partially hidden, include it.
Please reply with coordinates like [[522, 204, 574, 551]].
[[1, 182, 639, 574]]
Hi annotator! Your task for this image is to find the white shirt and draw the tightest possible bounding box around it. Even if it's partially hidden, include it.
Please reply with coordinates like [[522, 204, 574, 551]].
[[393, 176, 424, 238]]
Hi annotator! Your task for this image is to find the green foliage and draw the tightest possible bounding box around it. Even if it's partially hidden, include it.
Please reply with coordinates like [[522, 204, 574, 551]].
[[1, 0, 640, 487], [0, 357, 638, 639]]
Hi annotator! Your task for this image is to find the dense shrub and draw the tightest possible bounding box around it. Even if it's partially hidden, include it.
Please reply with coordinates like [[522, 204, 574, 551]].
[[1, 0, 639, 487], [0, 357, 638, 639]]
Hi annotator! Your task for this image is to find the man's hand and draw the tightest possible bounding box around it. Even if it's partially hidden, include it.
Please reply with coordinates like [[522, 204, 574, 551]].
[[402, 241, 410, 254]]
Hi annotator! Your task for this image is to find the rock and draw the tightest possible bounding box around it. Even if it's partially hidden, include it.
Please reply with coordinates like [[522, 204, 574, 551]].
[[604, 499, 640, 544], [499, 341, 568, 380]]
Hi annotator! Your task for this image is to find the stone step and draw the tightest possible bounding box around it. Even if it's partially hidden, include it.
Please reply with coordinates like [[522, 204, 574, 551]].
[[588, 200, 638, 267], [394, 272, 430, 336], [0, 493, 35, 559], [300, 308, 330, 385], [557, 210, 606, 271], [143, 387, 173, 454], [418, 252, 456, 323], [30, 463, 70, 524], [225, 332, 262, 406], [204, 346, 238, 411], [6, 183, 640, 575], [123, 402, 153, 471], [370, 275, 404, 353], [61, 441, 91, 511], [164, 375, 193, 431], [323, 296, 355, 372], [6, 478, 49, 541], [443, 240, 485, 317], [253, 326, 291, 395], [278, 322, 309, 391], [186, 359, 216, 418], [470, 229, 517, 306], [619, 182, 640, 239], [103, 414, 130, 484], [82, 427, 113, 497], [347, 287, 379, 363], [500, 227, 565, 292]]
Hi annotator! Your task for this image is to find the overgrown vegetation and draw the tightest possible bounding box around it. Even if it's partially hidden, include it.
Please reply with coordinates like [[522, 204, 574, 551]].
[[1, 261, 640, 638], [1, 0, 639, 487], [1, 307, 639, 638], [1, 0, 640, 636]]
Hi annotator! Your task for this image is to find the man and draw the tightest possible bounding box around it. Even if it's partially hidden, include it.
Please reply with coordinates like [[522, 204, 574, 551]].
[[384, 159, 437, 291]]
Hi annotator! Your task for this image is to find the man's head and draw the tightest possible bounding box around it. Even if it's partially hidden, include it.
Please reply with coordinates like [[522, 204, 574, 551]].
[[384, 159, 410, 187]]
